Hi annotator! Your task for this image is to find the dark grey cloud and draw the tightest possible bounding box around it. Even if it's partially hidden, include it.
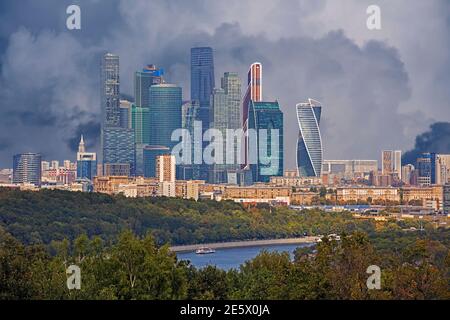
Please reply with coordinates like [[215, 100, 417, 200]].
[[0, 0, 448, 169], [403, 122, 450, 165]]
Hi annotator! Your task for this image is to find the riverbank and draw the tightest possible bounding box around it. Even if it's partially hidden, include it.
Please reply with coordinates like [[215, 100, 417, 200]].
[[170, 236, 319, 253]]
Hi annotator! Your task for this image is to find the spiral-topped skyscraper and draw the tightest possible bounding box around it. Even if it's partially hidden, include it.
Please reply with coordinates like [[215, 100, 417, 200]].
[[296, 99, 323, 177]]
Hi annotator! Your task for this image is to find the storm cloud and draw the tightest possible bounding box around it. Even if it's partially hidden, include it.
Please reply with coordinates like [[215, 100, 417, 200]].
[[0, 0, 449, 168]]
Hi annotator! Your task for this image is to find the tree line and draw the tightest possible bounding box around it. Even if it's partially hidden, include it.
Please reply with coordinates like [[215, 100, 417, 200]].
[[0, 228, 448, 300]]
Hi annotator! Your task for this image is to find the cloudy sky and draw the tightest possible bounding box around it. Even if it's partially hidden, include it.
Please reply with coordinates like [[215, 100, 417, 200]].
[[0, 0, 449, 169]]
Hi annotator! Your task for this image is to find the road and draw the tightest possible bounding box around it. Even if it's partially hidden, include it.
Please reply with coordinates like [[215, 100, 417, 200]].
[[169, 236, 320, 253]]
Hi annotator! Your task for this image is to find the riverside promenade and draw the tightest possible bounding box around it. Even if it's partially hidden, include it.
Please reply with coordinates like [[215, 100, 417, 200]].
[[170, 236, 320, 253]]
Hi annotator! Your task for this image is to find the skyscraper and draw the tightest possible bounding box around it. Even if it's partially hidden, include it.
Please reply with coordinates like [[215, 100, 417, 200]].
[[145, 84, 182, 177], [382, 150, 402, 180], [131, 104, 150, 145], [76, 135, 97, 181], [191, 47, 215, 180], [191, 47, 215, 118], [102, 127, 136, 176], [209, 72, 242, 183], [120, 100, 132, 129], [13, 153, 42, 186], [149, 84, 182, 149], [134, 64, 164, 108], [243, 62, 262, 169], [296, 99, 323, 178], [416, 153, 435, 186], [247, 101, 284, 182], [101, 53, 136, 176], [101, 53, 120, 127], [179, 100, 200, 180]]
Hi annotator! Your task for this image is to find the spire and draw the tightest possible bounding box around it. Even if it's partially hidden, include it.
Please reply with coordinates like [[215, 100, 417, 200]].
[[78, 135, 86, 153]]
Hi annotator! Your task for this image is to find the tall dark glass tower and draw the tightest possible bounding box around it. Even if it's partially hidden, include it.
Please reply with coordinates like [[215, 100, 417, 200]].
[[101, 53, 121, 127], [247, 101, 284, 183], [134, 64, 164, 108], [190, 47, 215, 180], [101, 53, 136, 176], [296, 99, 323, 177]]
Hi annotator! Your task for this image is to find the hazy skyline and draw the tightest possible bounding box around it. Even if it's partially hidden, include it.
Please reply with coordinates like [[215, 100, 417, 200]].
[[0, 0, 449, 169]]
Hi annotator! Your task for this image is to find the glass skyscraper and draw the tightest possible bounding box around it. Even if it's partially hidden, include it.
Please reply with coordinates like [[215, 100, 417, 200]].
[[191, 47, 215, 116], [209, 72, 242, 183], [102, 127, 136, 176], [247, 101, 284, 183], [179, 100, 200, 180], [296, 99, 323, 177], [134, 65, 164, 108], [101, 53, 136, 176], [101, 53, 121, 127], [131, 104, 150, 145], [243, 62, 262, 169], [149, 84, 182, 148], [144, 84, 182, 177], [191, 47, 215, 180], [13, 153, 42, 186]]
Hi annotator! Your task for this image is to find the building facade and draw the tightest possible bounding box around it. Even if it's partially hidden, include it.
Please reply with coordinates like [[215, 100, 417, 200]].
[[101, 53, 121, 127], [209, 72, 242, 183], [322, 160, 378, 181], [243, 62, 262, 169], [247, 101, 284, 183], [296, 99, 323, 178], [134, 64, 164, 108], [382, 150, 402, 181], [13, 153, 42, 186], [156, 154, 176, 197], [76, 135, 97, 181], [102, 127, 136, 176]]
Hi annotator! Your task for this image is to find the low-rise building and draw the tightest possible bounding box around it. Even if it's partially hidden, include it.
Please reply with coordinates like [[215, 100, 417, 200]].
[[337, 187, 400, 203], [402, 185, 443, 210]]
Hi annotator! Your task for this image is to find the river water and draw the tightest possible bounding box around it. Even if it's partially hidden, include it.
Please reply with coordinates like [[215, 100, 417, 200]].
[[177, 243, 311, 270]]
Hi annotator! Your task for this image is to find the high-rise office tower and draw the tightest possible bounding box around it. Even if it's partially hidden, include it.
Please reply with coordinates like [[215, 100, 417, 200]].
[[209, 72, 242, 183], [101, 53, 121, 127], [13, 153, 42, 186], [134, 64, 164, 108], [156, 154, 176, 197], [119, 100, 132, 129], [179, 100, 200, 180], [101, 53, 136, 176], [131, 104, 150, 145], [76, 135, 97, 181], [191, 47, 215, 121], [144, 84, 182, 177], [416, 153, 433, 186], [191, 47, 215, 180], [382, 150, 402, 180], [102, 127, 136, 176], [149, 84, 182, 149], [243, 62, 262, 169], [296, 99, 323, 178], [247, 101, 284, 182], [131, 105, 151, 176]]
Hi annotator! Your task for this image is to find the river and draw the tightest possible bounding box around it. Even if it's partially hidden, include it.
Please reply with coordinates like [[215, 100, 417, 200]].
[[176, 243, 312, 270]]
